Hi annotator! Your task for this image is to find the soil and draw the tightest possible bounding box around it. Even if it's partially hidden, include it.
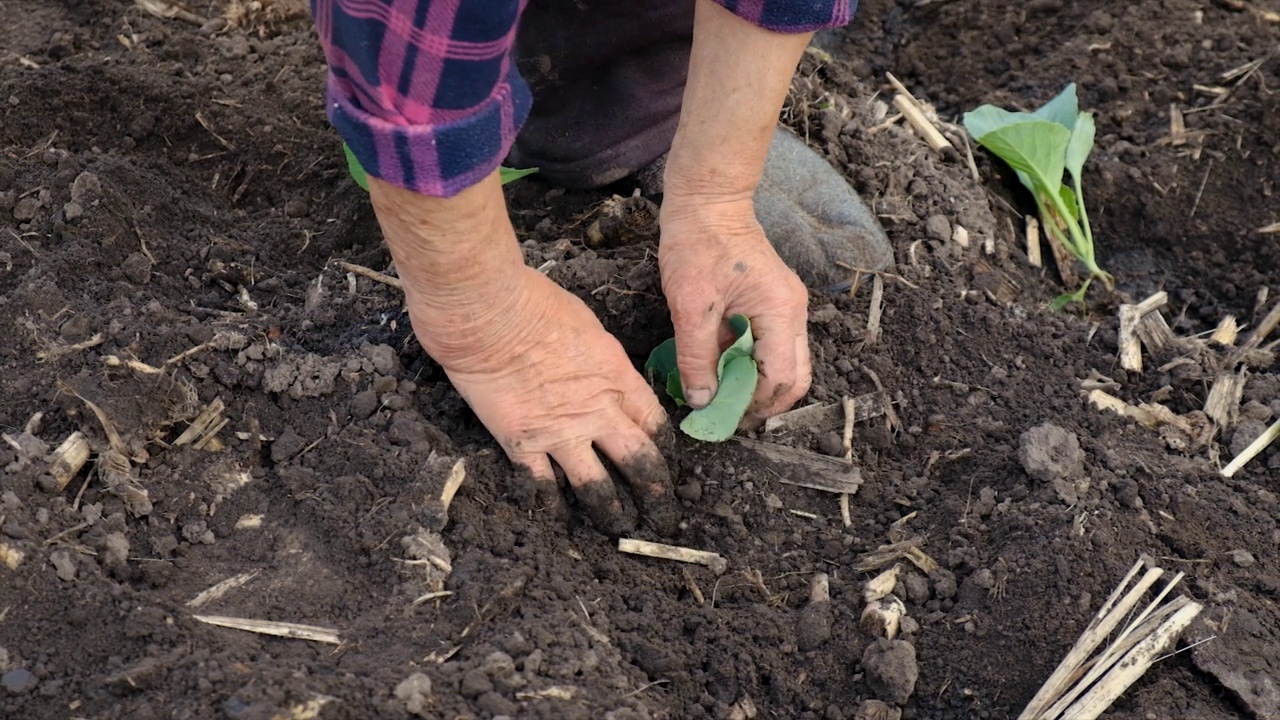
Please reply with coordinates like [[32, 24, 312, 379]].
[[1, 1, 1278, 719]]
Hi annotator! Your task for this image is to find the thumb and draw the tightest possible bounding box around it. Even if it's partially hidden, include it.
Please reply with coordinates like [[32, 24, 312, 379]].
[[672, 300, 724, 409]]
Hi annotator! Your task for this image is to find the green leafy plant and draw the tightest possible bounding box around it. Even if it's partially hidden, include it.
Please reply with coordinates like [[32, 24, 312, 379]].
[[963, 84, 1113, 309], [645, 314, 758, 442], [343, 143, 537, 191]]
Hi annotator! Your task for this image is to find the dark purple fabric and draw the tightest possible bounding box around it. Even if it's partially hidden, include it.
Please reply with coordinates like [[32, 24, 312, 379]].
[[311, 0, 855, 197]]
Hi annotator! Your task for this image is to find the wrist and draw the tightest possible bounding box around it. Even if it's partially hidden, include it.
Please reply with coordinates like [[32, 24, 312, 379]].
[[368, 172, 535, 368]]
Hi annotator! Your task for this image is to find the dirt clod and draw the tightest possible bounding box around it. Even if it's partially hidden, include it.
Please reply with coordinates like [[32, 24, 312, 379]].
[[862, 639, 918, 705], [1018, 422, 1085, 484]]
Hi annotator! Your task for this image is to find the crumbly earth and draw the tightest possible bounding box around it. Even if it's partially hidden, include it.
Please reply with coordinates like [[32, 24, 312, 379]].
[[1, 1, 1277, 719]]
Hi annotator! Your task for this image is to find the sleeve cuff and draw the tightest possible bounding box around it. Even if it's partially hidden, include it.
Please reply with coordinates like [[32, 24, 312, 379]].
[[713, 0, 856, 33], [326, 67, 532, 199]]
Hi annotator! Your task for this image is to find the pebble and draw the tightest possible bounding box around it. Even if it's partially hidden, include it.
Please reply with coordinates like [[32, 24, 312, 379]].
[[1231, 549, 1256, 568], [2, 668, 36, 694], [676, 481, 702, 502], [63, 201, 82, 222]]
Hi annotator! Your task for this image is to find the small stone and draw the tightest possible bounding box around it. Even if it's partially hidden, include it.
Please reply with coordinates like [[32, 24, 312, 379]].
[[2, 668, 37, 694], [63, 201, 83, 222], [764, 493, 784, 511], [1231, 549, 1256, 568], [862, 639, 918, 705], [898, 615, 920, 635], [676, 481, 702, 502], [12, 197, 39, 221]]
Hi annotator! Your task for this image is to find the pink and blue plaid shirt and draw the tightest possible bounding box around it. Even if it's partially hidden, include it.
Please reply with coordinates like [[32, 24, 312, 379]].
[[311, 0, 853, 198]]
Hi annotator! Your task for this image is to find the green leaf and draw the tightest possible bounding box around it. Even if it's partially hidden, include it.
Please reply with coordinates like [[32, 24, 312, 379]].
[[1064, 111, 1096, 186], [1032, 84, 1080, 131], [499, 166, 539, 184], [343, 142, 369, 191], [962, 104, 1040, 143], [646, 314, 759, 442], [644, 339, 684, 405], [974, 120, 1072, 199], [680, 354, 757, 441]]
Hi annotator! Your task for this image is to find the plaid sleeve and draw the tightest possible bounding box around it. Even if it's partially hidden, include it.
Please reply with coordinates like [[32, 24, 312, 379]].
[[714, 0, 855, 33], [310, 0, 531, 198]]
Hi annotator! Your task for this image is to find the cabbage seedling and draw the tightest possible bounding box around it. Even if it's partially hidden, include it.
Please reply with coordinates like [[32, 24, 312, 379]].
[[343, 143, 537, 190], [963, 84, 1113, 308], [645, 315, 758, 442]]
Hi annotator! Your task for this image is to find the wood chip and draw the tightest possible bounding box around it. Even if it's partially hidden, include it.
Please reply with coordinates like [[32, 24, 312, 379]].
[[1221, 417, 1280, 478], [1210, 315, 1239, 346], [1203, 368, 1247, 428], [192, 615, 341, 644], [45, 431, 90, 493], [337, 261, 403, 291], [186, 571, 260, 608], [1026, 216, 1043, 268], [1118, 292, 1169, 372], [172, 398, 226, 447], [762, 391, 889, 434], [617, 539, 727, 575], [733, 437, 862, 495]]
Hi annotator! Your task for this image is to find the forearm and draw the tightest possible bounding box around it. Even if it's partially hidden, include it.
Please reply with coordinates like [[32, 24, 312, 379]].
[[664, 0, 813, 201], [368, 172, 528, 365]]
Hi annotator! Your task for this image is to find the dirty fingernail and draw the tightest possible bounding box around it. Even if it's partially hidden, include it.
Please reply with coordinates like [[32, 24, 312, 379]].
[[686, 387, 713, 408]]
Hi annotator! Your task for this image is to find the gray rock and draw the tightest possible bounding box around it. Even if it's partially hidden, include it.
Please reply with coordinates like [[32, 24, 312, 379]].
[[862, 639, 918, 705], [1231, 549, 1256, 568], [924, 214, 952, 242], [1018, 422, 1085, 484], [2, 668, 36, 694]]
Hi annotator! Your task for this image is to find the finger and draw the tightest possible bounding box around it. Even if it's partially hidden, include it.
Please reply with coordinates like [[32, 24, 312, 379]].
[[507, 450, 566, 520], [749, 313, 800, 418], [550, 444, 632, 535], [669, 292, 724, 409], [595, 419, 680, 536], [618, 371, 668, 437]]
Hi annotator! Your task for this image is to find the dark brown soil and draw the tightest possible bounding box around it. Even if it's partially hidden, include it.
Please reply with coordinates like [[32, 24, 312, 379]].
[[2, 2, 1277, 719]]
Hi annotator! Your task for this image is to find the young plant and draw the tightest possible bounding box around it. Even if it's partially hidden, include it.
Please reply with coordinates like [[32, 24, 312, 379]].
[[645, 314, 758, 442], [963, 84, 1113, 309], [343, 143, 537, 190]]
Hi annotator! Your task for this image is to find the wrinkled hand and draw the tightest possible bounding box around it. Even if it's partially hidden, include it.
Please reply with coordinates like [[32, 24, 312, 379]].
[[659, 198, 812, 422], [413, 266, 678, 535]]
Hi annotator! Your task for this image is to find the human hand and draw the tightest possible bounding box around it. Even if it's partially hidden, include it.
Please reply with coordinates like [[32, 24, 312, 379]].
[[369, 174, 677, 535], [427, 268, 677, 533], [658, 196, 812, 422]]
